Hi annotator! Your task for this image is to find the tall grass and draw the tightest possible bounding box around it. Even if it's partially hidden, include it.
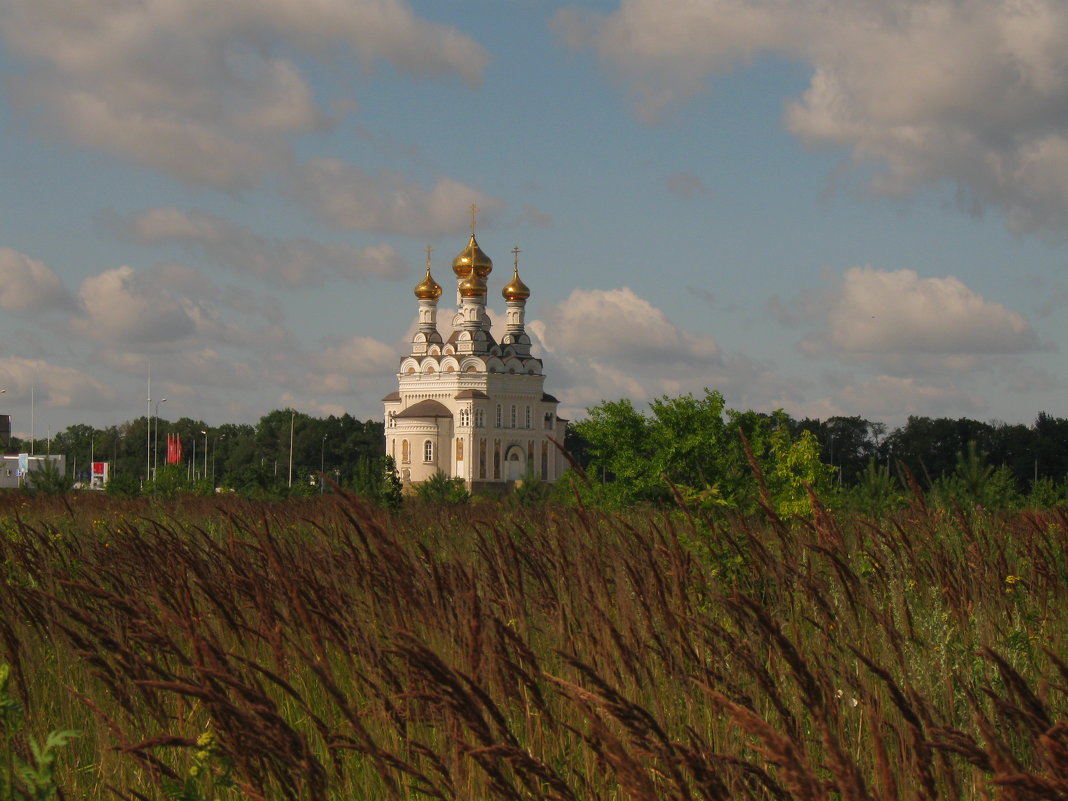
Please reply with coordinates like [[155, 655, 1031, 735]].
[[0, 488, 1065, 800]]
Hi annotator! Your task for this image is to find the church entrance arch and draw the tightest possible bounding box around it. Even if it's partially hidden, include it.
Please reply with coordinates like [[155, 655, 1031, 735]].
[[504, 446, 525, 481]]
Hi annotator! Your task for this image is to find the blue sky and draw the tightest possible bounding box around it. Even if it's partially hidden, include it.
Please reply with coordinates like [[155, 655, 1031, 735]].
[[1, 0, 1067, 440]]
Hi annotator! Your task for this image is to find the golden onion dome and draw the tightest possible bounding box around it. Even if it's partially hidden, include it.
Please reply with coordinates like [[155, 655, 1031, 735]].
[[413, 266, 442, 300], [459, 272, 487, 298], [502, 266, 530, 301], [452, 234, 493, 279]]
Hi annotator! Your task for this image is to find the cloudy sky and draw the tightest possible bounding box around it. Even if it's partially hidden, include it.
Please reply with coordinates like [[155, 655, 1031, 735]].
[[2, 0, 1067, 439]]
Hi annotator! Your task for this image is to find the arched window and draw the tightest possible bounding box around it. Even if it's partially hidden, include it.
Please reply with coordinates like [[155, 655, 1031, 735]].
[[510, 405, 517, 428], [544, 412, 554, 430], [475, 409, 485, 428], [401, 440, 410, 463], [525, 406, 531, 428], [459, 409, 470, 427], [496, 405, 502, 428], [456, 439, 464, 461], [388, 412, 396, 428], [423, 440, 434, 463]]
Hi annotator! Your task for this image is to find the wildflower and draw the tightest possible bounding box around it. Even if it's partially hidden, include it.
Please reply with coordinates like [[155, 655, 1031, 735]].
[[1005, 574, 1021, 584]]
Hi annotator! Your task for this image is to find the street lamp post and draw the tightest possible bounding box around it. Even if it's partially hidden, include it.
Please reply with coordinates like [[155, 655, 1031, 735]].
[[288, 411, 295, 488], [201, 430, 208, 485], [320, 434, 327, 494], [146, 378, 151, 482], [153, 398, 167, 480], [211, 434, 225, 487]]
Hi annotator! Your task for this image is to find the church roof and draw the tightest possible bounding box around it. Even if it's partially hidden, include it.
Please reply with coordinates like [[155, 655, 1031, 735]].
[[454, 389, 489, 399], [382, 391, 402, 402], [395, 399, 452, 419], [541, 392, 559, 403]]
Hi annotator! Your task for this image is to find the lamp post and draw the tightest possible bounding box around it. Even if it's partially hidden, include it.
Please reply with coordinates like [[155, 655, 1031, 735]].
[[211, 434, 225, 487], [200, 430, 208, 485], [288, 411, 295, 488], [153, 398, 167, 479], [145, 374, 150, 481], [320, 434, 327, 494]]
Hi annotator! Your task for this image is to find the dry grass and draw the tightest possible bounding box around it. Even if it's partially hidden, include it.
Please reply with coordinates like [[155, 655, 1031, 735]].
[[0, 488, 1065, 800]]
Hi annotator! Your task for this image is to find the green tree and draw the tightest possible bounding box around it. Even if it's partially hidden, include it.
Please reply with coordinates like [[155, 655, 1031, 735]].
[[415, 471, 469, 506], [25, 458, 71, 496], [105, 470, 141, 497], [144, 464, 186, 498], [574, 390, 833, 515], [931, 441, 1020, 510], [843, 459, 905, 517]]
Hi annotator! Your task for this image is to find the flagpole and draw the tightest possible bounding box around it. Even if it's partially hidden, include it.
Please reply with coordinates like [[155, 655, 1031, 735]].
[[146, 367, 151, 484]]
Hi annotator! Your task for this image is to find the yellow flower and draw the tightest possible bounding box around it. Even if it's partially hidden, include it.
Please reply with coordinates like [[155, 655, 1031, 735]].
[[1005, 574, 1021, 585]]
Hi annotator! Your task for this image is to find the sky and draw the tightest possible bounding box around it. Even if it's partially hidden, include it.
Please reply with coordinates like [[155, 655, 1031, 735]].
[[1, 0, 1067, 440]]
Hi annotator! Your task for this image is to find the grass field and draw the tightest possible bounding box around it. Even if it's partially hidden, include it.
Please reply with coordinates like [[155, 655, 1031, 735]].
[[0, 488, 1065, 800]]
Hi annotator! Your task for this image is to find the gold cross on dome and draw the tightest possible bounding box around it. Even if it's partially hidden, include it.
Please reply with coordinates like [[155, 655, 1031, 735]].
[[425, 245, 432, 268], [468, 204, 479, 235], [512, 246, 521, 268]]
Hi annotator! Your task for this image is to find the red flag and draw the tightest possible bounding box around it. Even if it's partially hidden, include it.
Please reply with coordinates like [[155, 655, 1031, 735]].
[[167, 433, 182, 465]]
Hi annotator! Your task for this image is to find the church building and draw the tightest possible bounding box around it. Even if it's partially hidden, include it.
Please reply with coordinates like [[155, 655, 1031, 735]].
[[384, 213, 567, 489]]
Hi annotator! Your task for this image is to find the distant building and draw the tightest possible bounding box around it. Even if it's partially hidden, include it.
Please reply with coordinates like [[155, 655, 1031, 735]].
[[384, 215, 567, 489], [0, 454, 66, 489]]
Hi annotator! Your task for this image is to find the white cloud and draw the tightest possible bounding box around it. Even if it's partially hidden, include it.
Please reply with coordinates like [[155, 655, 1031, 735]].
[[665, 172, 708, 200], [0, 356, 116, 409], [314, 336, 398, 377], [535, 286, 721, 362], [835, 375, 985, 419], [278, 394, 348, 420], [554, 0, 1068, 234], [2, 0, 489, 190], [515, 205, 554, 228], [285, 159, 505, 236], [0, 248, 77, 313], [800, 266, 1041, 357], [108, 207, 406, 286], [529, 286, 727, 413], [72, 266, 200, 345]]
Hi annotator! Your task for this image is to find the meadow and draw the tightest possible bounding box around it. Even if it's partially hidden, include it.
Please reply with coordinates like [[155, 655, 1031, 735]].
[[0, 486, 1065, 800]]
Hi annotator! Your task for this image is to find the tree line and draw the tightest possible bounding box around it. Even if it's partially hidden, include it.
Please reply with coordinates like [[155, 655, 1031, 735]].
[[565, 391, 1068, 513], [6, 409, 393, 501], [7, 393, 1068, 511]]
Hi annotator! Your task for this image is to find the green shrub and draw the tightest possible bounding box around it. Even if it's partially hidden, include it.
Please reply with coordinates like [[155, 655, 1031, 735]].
[[414, 471, 469, 505]]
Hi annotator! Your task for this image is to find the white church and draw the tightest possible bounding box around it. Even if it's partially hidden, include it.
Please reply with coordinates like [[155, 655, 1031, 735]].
[[383, 213, 567, 489]]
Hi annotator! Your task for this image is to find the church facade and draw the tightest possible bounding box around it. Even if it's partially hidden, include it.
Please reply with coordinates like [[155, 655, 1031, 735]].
[[384, 219, 567, 489]]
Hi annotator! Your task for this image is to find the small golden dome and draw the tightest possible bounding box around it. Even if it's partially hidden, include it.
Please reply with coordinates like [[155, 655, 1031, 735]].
[[413, 266, 442, 300], [452, 234, 493, 279], [459, 272, 487, 298], [502, 266, 530, 301]]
